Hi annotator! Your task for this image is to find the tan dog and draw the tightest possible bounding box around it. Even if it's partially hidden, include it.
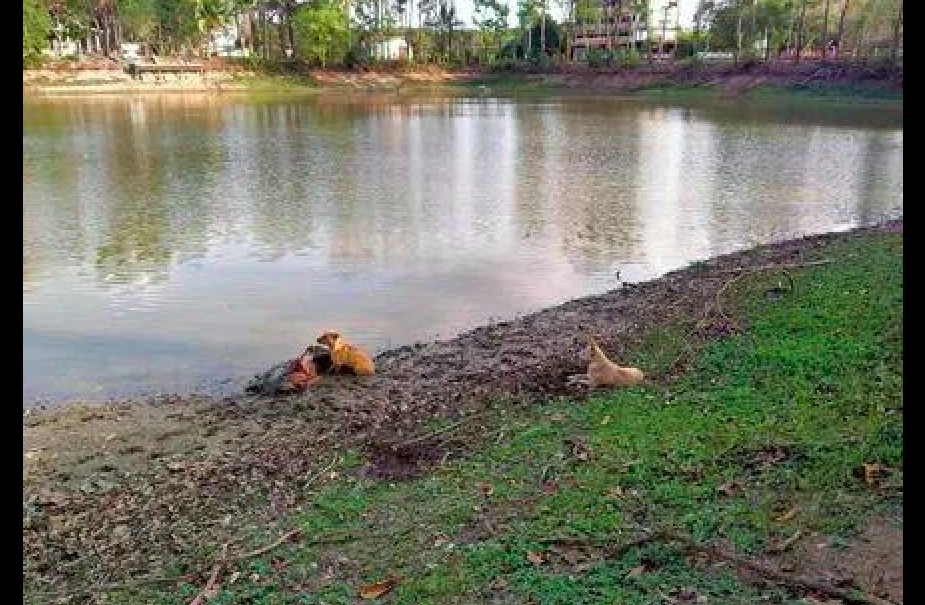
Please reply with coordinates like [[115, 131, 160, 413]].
[[316, 331, 376, 376], [583, 336, 644, 388]]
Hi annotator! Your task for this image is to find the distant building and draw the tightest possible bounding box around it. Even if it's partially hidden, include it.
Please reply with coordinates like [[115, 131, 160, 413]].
[[371, 37, 413, 61], [570, 0, 680, 60], [208, 24, 250, 58]]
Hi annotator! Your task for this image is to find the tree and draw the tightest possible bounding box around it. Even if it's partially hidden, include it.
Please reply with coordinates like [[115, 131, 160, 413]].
[[820, 0, 831, 57], [23, 0, 51, 64], [794, 0, 808, 61], [473, 0, 509, 62], [835, 0, 850, 55], [424, 2, 462, 61], [155, 0, 201, 55], [293, 0, 350, 65], [354, 0, 395, 56], [889, 0, 901, 63], [516, 0, 538, 57], [118, 0, 158, 55]]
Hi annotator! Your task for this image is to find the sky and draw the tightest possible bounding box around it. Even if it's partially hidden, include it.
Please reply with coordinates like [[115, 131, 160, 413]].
[[452, 0, 698, 30]]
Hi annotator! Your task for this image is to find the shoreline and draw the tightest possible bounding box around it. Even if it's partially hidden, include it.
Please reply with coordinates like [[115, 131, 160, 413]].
[[22, 217, 901, 410], [23, 220, 903, 599], [23, 61, 903, 101], [23, 219, 900, 477]]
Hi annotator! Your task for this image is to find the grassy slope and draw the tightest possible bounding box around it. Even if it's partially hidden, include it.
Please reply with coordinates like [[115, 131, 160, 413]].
[[103, 231, 902, 605]]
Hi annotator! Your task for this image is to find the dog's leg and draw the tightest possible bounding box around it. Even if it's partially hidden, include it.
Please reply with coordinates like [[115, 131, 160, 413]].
[[566, 374, 591, 386]]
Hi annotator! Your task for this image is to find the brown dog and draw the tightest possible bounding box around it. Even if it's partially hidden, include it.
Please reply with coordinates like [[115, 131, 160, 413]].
[[316, 331, 376, 376], [584, 336, 644, 388]]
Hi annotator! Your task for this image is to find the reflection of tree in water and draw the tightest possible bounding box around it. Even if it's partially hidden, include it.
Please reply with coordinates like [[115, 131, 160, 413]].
[[515, 102, 644, 272], [856, 131, 901, 225], [88, 98, 222, 285], [240, 99, 419, 261]]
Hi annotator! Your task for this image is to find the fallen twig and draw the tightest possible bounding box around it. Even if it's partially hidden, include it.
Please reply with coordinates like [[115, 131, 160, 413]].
[[538, 529, 898, 605], [189, 544, 227, 605], [391, 412, 487, 449], [768, 529, 804, 554], [228, 529, 303, 563], [661, 259, 815, 378], [661, 530, 898, 605], [541, 531, 663, 558], [303, 454, 340, 492], [27, 528, 413, 599]]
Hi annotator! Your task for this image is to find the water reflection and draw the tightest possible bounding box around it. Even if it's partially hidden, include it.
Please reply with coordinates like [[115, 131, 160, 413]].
[[22, 94, 903, 403]]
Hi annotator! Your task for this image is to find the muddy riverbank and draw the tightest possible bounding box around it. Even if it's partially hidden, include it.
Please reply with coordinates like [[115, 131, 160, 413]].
[[23, 60, 902, 97], [23, 221, 901, 599]]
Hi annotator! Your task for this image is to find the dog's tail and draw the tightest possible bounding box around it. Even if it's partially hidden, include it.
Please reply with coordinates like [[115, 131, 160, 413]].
[[586, 335, 611, 364]]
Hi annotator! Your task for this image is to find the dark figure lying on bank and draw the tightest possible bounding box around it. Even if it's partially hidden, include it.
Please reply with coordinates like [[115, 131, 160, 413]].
[[245, 345, 334, 395], [245, 331, 376, 395]]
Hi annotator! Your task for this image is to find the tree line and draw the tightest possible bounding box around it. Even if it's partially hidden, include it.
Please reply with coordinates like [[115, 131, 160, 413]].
[[23, 0, 902, 67], [693, 0, 903, 63]]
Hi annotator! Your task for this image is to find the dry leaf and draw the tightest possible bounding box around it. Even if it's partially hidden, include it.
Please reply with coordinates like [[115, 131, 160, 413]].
[[526, 551, 546, 565], [358, 576, 401, 599], [775, 505, 799, 522], [607, 486, 625, 500], [853, 463, 888, 486], [569, 440, 590, 461], [717, 481, 741, 497], [541, 481, 559, 494], [625, 565, 646, 578], [670, 587, 706, 603]]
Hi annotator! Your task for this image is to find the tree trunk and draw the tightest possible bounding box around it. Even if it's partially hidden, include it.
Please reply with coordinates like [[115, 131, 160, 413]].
[[764, 26, 770, 61], [821, 0, 831, 59], [750, 0, 757, 56], [263, 3, 271, 58], [836, 0, 850, 57], [287, 5, 297, 58], [540, 1, 546, 55], [890, 3, 902, 64], [784, 3, 795, 57], [794, 0, 808, 63], [630, 9, 638, 57], [234, 11, 243, 55], [734, 1, 743, 66]]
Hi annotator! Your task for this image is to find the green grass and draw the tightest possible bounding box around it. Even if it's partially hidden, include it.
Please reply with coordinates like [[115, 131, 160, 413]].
[[104, 232, 902, 604]]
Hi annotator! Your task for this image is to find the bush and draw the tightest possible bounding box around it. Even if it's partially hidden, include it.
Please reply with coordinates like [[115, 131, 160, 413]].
[[23, 0, 50, 66], [619, 52, 642, 68], [586, 48, 611, 69]]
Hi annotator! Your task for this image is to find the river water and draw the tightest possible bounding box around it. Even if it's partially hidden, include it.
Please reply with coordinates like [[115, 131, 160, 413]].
[[22, 93, 903, 404]]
